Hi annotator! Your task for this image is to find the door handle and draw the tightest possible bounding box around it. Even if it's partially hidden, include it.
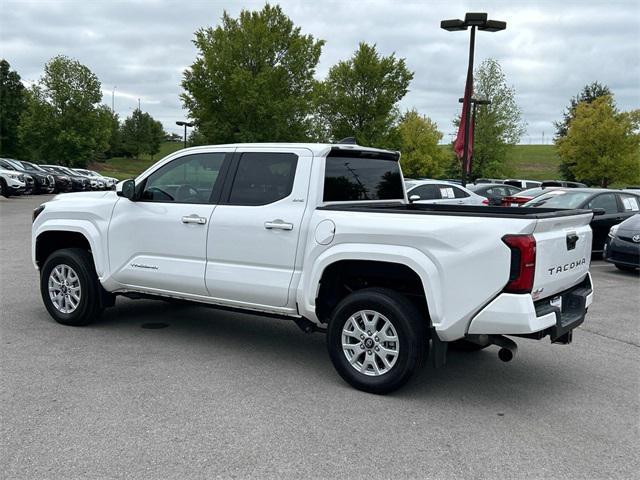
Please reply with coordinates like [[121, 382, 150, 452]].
[[264, 219, 294, 230], [182, 214, 207, 225]]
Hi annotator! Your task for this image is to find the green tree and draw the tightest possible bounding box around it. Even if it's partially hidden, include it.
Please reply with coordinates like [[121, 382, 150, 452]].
[[182, 4, 324, 143], [0, 59, 26, 157], [120, 108, 165, 159], [396, 109, 446, 178], [18, 55, 108, 167], [317, 43, 414, 147], [556, 96, 639, 187], [554, 81, 612, 180], [452, 58, 525, 179]]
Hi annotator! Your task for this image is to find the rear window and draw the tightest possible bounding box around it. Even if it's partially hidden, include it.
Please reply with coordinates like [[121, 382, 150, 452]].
[[524, 191, 592, 208], [324, 152, 403, 202]]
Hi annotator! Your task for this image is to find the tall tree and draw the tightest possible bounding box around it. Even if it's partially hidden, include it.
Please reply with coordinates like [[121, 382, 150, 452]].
[[452, 58, 525, 179], [554, 81, 612, 180], [556, 96, 639, 187], [18, 55, 108, 167], [317, 43, 414, 147], [396, 109, 447, 178], [0, 59, 27, 157], [120, 108, 165, 159], [182, 4, 324, 143]]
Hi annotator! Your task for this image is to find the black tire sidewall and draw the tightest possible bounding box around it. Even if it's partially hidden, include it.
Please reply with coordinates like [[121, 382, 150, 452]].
[[327, 288, 425, 394], [0, 178, 9, 197], [40, 248, 100, 326]]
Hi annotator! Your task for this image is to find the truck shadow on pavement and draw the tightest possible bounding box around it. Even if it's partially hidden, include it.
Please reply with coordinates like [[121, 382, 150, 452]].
[[95, 297, 581, 403]]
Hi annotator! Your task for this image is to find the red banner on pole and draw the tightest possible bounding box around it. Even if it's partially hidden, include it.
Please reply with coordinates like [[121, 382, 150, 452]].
[[453, 71, 474, 174]]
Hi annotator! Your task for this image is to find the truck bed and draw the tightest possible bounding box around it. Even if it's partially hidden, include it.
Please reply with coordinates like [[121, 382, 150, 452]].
[[318, 202, 593, 219]]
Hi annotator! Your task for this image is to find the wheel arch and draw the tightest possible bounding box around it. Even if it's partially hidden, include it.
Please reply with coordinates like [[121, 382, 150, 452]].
[[34, 223, 105, 277], [299, 244, 443, 327]]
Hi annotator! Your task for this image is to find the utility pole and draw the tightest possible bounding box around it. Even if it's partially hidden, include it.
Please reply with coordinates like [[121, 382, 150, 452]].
[[111, 86, 116, 113]]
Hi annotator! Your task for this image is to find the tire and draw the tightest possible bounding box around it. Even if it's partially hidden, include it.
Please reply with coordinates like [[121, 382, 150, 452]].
[[327, 288, 427, 394], [0, 178, 10, 198], [615, 264, 637, 272], [448, 339, 490, 351], [40, 248, 104, 326]]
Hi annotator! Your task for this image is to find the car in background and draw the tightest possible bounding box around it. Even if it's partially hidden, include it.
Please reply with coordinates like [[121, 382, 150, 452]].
[[523, 189, 640, 252], [0, 158, 35, 195], [541, 180, 588, 188], [0, 167, 26, 197], [73, 168, 117, 189], [468, 183, 522, 206], [406, 179, 487, 205], [500, 186, 560, 206], [1, 158, 56, 194], [41, 165, 90, 191], [603, 214, 640, 272], [70, 168, 106, 190], [36, 166, 73, 193], [503, 179, 542, 189]]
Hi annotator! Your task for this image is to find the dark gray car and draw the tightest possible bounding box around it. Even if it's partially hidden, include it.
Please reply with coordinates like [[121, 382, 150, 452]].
[[603, 214, 640, 271]]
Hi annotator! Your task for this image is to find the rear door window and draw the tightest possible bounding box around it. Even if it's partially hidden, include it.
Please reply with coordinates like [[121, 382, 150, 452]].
[[453, 186, 470, 198], [437, 185, 456, 199], [411, 184, 441, 200], [618, 194, 640, 212], [228, 152, 298, 206]]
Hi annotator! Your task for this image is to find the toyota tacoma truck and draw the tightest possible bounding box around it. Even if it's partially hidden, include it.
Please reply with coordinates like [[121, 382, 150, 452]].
[[32, 143, 594, 393]]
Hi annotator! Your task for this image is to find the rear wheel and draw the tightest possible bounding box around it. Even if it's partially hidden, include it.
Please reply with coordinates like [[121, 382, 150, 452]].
[[615, 264, 637, 272], [327, 288, 427, 394], [40, 248, 104, 326]]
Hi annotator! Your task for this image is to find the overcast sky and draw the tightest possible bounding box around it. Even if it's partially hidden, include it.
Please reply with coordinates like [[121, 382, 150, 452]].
[[1, 0, 639, 143]]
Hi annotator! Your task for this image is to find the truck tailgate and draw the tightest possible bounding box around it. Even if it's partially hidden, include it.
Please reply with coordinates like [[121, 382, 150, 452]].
[[532, 212, 593, 300]]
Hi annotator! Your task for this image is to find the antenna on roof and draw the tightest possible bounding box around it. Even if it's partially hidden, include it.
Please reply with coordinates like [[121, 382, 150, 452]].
[[337, 137, 357, 145]]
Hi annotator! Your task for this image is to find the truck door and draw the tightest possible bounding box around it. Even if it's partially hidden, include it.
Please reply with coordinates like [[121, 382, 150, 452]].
[[205, 148, 311, 309], [108, 150, 231, 296]]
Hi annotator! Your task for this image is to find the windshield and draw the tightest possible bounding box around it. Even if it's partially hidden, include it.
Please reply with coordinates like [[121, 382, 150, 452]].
[[524, 190, 592, 208], [20, 161, 46, 173]]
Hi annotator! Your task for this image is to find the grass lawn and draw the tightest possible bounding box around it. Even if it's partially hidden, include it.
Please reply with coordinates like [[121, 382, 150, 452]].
[[94, 142, 561, 181]]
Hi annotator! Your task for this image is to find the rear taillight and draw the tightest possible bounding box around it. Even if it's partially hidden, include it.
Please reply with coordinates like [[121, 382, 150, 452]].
[[502, 234, 536, 293], [482, 198, 489, 205]]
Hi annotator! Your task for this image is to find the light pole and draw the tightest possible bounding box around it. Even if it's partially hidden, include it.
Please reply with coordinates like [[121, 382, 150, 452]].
[[458, 96, 491, 179], [176, 121, 195, 149], [111, 86, 116, 113], [441, 12, 506, 186]]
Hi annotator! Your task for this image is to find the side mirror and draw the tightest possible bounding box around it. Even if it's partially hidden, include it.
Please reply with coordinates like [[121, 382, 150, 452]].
[[116, 179, 136, 200], [409, 194, 421, 203], [591, 208, 605, 216]]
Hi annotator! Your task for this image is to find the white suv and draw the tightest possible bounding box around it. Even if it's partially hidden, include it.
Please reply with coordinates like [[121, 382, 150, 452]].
[[0, 168, 26, 197]]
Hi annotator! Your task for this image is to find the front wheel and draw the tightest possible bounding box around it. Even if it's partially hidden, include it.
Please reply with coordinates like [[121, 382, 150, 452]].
[[40, 248, 104, 326], [0, 178, 10, 198], [327, 288, 427, 394]]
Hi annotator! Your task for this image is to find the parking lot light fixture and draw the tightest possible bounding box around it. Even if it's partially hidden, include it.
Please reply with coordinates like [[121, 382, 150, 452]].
[[176, 121, 195, 149], [441, 12, 506, 187]]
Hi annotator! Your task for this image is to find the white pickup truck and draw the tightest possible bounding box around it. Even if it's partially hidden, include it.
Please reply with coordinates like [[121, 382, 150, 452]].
[[32, 143, 594, 393]]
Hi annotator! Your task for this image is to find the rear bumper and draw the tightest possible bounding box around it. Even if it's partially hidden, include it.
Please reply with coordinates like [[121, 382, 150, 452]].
[[467, 273, 593, 341]]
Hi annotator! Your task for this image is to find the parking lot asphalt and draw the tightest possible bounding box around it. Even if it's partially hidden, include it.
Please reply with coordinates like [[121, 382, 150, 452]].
[[1, 194, 639, 479]]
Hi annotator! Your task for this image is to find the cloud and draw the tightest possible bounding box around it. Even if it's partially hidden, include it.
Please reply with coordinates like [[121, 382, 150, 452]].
[[1, 0, 638, 142]]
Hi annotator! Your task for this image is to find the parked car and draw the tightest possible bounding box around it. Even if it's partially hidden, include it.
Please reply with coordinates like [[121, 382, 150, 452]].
[[501, 187, 561, 206], [70, 169, 106, 190], [0, 159, 35, 194], [406, 179, 487, 205], [541, 180, 588, 188], [1, 158, 56, 194], [603, 214, 640, 272], [523, 189, 640, 252], [37, 166, 73, 193], [0, 167, 26, 197], [503, 179, 542, 189], [73, 168, 117, 189], [41, 165, 90, 191], [33, 142, 595, 393], [467, 183, 522, 206]]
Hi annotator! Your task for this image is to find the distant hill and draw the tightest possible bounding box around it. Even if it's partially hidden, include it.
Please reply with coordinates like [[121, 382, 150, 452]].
[[96, 142, 561, 181]]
